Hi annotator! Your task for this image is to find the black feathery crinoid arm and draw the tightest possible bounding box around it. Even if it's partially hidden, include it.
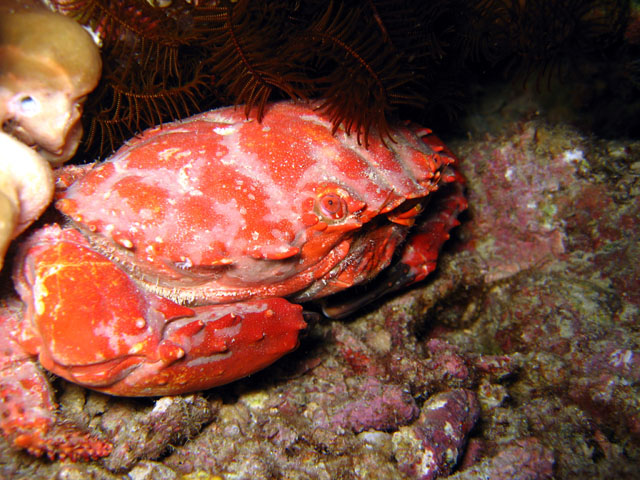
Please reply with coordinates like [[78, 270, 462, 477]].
[[293, 1, 424, 146], [83, 62, 211, 156], [50, 0, 216, 158], [195, 0, 310, 121]]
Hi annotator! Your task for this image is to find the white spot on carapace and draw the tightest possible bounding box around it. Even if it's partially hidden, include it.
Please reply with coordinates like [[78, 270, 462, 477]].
[[214, 126, 238, 135], [252, 231, 259, 241], [178, 165, 192, 190], [300, 114, 332, 129], [159, 147, 180, 161], [118, 238, 134, 249]]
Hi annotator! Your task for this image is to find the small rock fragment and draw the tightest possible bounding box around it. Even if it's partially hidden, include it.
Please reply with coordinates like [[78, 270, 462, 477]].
[[392, 389, 480, 480]]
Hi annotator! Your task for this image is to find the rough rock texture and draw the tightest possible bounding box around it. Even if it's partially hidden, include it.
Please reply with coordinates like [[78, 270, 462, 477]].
[[1, 95, 639, 479]]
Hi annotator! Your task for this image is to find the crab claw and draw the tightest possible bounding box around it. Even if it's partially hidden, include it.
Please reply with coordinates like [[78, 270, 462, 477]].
[[13, 225, 306, 397]]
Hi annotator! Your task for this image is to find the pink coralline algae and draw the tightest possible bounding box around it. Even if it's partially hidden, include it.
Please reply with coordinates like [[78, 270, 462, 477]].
[[458, 125, 572, 282], [444, 119, 640, 479], [392, 389, 480, 480], [1, 102, 638, 479], [315, 377, 420, 434], [449, 437, 555, 480]]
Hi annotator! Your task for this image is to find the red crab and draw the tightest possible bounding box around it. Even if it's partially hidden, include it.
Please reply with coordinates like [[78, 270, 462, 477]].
[[0, 101, 466, 460]]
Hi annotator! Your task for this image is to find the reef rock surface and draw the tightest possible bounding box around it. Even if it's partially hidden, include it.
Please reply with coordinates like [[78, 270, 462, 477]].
[[1, 101, 638, 479]]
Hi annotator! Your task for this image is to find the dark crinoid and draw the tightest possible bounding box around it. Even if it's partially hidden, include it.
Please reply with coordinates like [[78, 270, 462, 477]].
[[50, 0, 631, 159], [50, 0, 217, 157]]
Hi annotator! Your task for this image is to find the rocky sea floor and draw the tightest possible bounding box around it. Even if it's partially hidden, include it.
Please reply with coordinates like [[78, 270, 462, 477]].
[[1, 86, 639, 479]]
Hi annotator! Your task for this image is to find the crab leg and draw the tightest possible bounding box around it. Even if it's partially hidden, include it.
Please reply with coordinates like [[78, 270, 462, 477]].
[[322, 173, 466, 318], [396, 169, 467, 284], [0, 299, 112, 460]]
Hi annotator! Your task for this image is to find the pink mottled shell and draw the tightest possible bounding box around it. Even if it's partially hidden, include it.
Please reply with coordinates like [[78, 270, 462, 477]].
[[57, 101, 452, 289]]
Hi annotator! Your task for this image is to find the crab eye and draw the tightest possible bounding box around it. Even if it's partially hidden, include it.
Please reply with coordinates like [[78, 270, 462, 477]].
[[318, 193, 347, 220]]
